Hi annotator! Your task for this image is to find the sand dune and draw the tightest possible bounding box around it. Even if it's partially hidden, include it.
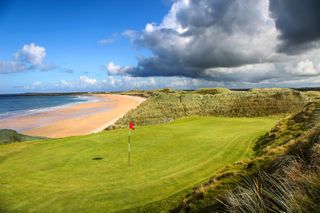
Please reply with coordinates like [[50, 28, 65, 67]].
[[0, 94, 145, 138]]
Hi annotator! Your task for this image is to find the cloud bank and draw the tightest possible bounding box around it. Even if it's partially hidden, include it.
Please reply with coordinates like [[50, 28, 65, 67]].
[[270, 0, 320, 54], [108, 0, 320, 86]]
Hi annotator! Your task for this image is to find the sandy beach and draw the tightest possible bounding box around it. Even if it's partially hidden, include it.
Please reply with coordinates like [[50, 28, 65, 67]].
[[0, 94, 145, 138]]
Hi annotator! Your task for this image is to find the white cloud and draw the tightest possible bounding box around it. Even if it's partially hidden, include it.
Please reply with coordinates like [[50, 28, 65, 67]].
[[0, 43, 54, 73], [292, 59, 318, 76], [102, 76, 119, 87], [63, 68, 74, 73], [22, 81, 43, 90], [106, 62, 133, 75], [15, 43, 46, 65], [98, 38, 115, 45], [0, 61, 28, 73], [79, 76, 97, 85], [167, 78, 191, 87], [107, 62, 120, 74], [123, 76, 157, 88], [33, 81, 42, 86], [149, 77, 156, 86], [122, 30, 138, 41], [98, 34, 118, 46], [59, 80, 72, 87], [145, 23, 156, 33], [101, 76, 158, 90]]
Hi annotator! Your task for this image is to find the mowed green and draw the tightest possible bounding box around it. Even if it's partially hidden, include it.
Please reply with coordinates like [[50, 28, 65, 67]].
[[0, 117, 277, 212]]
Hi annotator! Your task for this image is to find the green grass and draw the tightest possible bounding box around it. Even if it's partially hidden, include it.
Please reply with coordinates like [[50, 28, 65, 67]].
[[0, 129, 45, 144], [193, 87, 231, 95], [0, 117, 277, 212]]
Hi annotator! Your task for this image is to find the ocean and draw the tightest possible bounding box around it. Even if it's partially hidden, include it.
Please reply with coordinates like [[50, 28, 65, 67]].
[[0, 94, 93, 119]]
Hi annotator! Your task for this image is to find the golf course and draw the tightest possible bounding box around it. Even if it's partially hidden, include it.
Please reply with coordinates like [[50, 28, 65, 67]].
[[2, 0, 320, 211], [0, 116, 277, 212]]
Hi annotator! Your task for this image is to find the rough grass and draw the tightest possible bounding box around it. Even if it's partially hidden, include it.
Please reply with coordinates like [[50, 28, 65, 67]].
[[193, 88, 231, 95], [119, 88, 179, 98], [172, 100, 320, 213], [0, 129, 45, 144], [115, 88, 308, 128], [0, 117, 277, 213], [223, 131, 320, 213]]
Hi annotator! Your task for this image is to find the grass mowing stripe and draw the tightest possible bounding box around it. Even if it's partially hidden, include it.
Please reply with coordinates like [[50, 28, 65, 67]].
[[0, 117, 277, 212]]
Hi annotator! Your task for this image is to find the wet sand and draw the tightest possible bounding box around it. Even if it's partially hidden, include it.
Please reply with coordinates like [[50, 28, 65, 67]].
[[0, 94, 145, 138]]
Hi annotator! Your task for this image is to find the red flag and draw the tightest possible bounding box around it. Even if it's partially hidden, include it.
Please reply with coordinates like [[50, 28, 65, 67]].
[[129, 121, 135, 130]]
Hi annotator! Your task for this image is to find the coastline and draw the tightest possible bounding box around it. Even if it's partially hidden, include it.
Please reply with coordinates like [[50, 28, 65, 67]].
[[0, 95, 95, 120], [0, 94, 145, 138]]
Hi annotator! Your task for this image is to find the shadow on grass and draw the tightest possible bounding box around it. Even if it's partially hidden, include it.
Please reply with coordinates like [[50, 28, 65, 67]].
[[92, 157, 103, 161]]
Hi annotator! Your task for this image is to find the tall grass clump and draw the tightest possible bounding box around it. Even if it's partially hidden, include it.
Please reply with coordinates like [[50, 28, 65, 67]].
[[223, 172, 300, 213], [223, 150, 320, 213]]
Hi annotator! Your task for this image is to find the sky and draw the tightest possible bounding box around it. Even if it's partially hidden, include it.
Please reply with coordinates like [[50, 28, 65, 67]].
[[1, 0, 320, 93]]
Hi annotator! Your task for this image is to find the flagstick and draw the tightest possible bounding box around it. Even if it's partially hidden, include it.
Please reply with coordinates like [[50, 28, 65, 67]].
[[128, 128, 131, 166]]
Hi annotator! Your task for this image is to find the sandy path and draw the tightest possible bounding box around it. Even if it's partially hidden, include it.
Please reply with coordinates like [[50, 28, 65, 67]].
[[0, 94, 145, 138]]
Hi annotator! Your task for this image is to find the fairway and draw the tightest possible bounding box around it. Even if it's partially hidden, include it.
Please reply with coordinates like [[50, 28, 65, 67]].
[[0, 117, 277, 212]]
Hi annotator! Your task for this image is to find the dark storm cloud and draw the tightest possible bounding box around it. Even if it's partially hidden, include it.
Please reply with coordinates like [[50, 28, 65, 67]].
[[270, 0, 320, 54], [121, 0, 278, 82], [109, 0, 320, 83]]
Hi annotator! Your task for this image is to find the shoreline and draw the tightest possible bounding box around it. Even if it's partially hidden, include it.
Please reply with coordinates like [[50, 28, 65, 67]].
[[0, 95, 96, 120], [90, 95, 146, 133], [0, 94, 145, 138]]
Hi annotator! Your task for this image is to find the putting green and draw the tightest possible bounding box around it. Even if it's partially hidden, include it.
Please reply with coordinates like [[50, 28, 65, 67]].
[[0, 117, 277, 212]]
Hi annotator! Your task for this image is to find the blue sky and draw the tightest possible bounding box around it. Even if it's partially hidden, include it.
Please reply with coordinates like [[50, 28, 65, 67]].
[[0, 0, 170, 93], [1, 0, 320, 93]]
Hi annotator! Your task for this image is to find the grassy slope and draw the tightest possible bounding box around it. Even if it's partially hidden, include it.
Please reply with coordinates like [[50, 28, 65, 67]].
[[0, 129, 44, 144], [116, 89, 308, 127], [172, 100, 320, 212], [0, 117, 276, 213]]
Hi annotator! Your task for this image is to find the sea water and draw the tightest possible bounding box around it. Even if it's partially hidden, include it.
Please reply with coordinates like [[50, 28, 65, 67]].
[[0, 94, 93, 119]]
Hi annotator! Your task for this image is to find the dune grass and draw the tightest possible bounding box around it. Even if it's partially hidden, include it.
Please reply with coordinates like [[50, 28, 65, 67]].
[[116, 89, 308, 127], [0, 117, 277, 212], [193, 87, 231, 95]]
